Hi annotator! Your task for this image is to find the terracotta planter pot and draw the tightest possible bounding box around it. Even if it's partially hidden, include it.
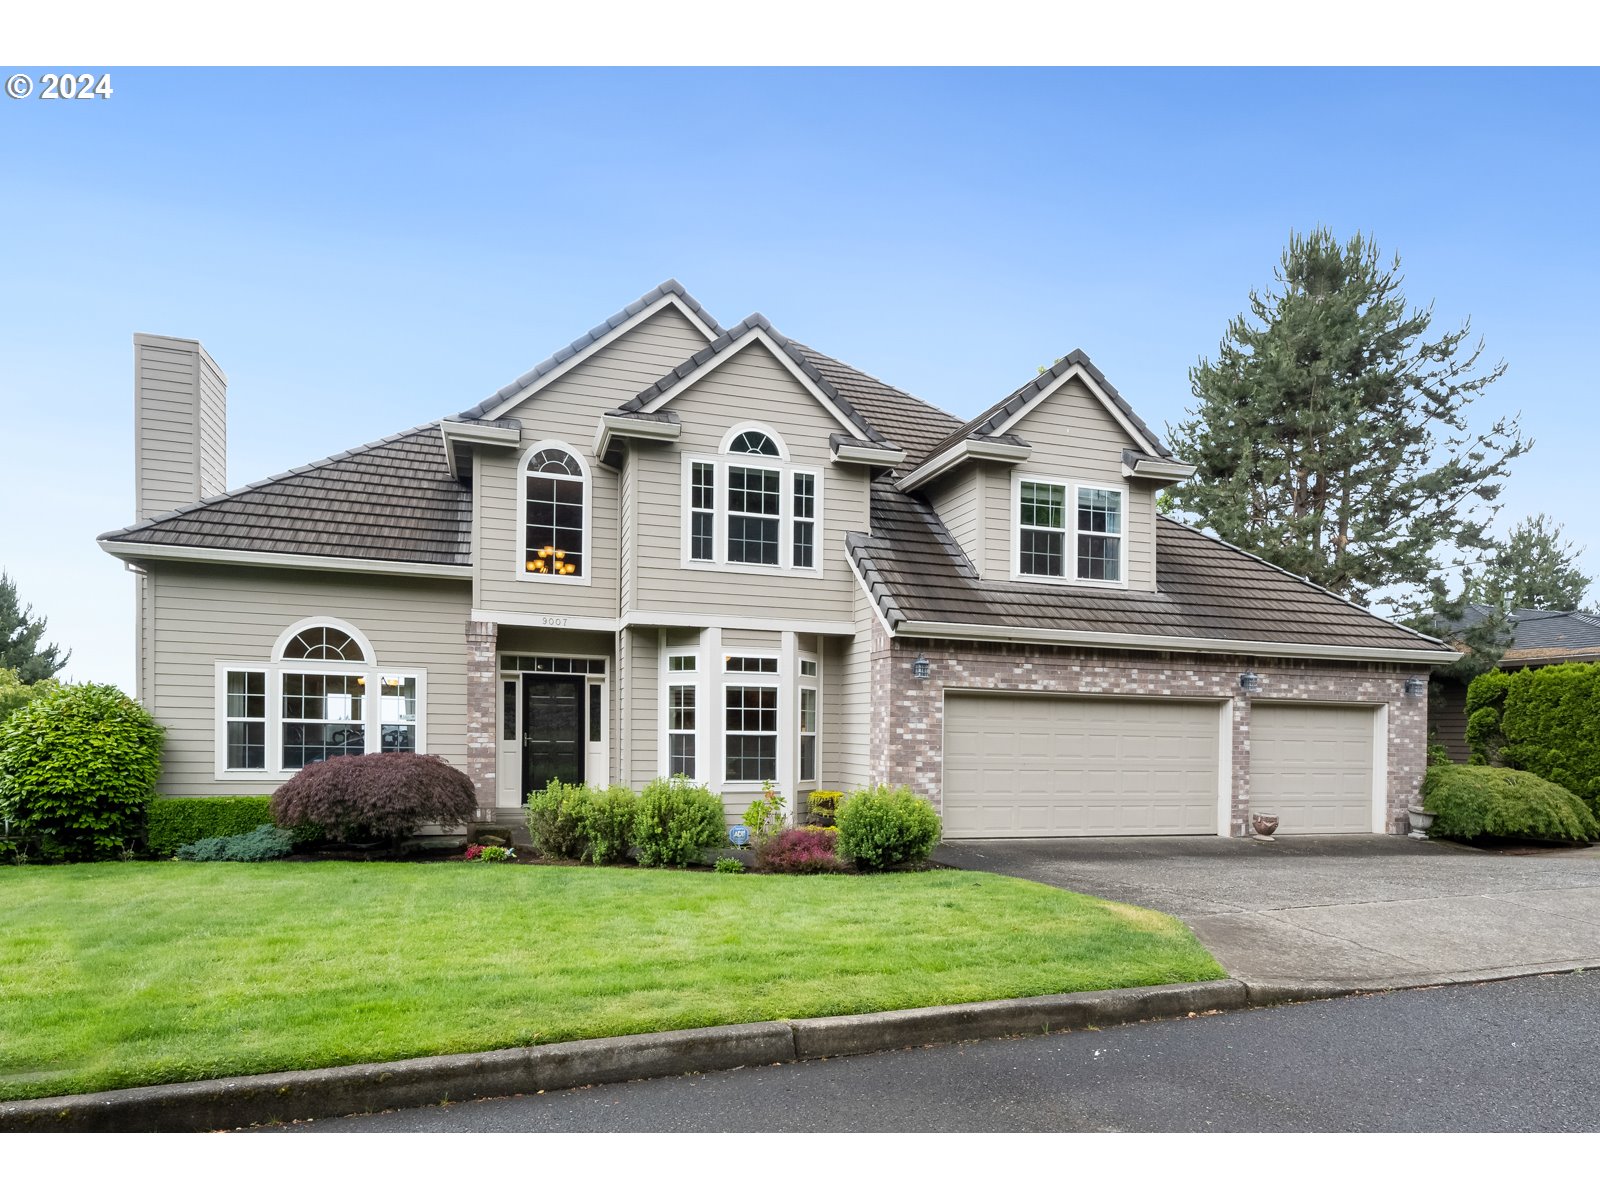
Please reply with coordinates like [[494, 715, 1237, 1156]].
[[1251, 813, 1279, 839]]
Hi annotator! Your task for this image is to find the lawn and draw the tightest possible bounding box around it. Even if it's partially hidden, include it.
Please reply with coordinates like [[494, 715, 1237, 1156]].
[[0, 862, 1223, 1100]]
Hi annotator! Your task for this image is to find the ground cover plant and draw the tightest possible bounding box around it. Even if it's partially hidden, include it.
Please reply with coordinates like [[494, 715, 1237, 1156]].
[[1422, 764, 1599, 844], [0, 862, 1223, 1100]]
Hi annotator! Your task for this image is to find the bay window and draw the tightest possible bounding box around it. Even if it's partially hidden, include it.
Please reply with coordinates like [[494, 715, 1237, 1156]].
[[725, 685, 778, 782]]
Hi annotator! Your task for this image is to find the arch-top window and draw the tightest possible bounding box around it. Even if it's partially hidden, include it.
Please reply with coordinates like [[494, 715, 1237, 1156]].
[[727, 430, 780, 457], [281, 626, 363, 661], [523, 444, 587, 578]]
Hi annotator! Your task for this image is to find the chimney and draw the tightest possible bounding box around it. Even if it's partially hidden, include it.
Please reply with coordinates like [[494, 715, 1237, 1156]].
[[134, 333, 227, 520]]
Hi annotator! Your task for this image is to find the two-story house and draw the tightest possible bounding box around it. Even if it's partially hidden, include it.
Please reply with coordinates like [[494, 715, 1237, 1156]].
[[100, 281, 1455, 838]]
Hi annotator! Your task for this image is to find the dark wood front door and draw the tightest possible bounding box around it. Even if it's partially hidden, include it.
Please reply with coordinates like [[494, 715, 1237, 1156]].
[[522, 674, 585, 798]]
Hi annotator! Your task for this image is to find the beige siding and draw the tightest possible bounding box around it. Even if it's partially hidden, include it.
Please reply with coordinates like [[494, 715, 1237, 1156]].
[[630, 342, 872, 623], [626, 627, 659, 786], [832, 589, 874, 792], [722, 628, 782, 650], [146, 564, 471, 796], [619, 451, 636, 614], [473, 307, 711, 619], [135, 334, 227, 520], [924, 471, 983, 573], [979, 379, 1159, 591]]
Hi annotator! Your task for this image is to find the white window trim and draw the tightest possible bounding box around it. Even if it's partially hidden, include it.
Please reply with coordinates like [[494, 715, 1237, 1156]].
[[718, 421, 790, 461], [660, 634, 704, 783], [516, 439, 593, 587], [680, 439, 823, 578], [213, 661, 429, 781], [1009, 471, 1130, 591], [798, 652, 820, 786], [270, 615, 375, 665]]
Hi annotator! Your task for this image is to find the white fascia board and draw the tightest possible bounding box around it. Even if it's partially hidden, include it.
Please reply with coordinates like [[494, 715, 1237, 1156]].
[[895, 438, 1033, 492], [1123, 459, 1197, 482], [832, 443, 906, 467], [636, 328, 871, 443], [623, 610, 857, 637], [891, 619, 1462, 665], [992, 363, 1162, 458], [471, 609, 621, 632], [99, 539, 474, 580], [593, 413, 682, 460], [478, 293, 719, 421], [440, 420, 521, 478]]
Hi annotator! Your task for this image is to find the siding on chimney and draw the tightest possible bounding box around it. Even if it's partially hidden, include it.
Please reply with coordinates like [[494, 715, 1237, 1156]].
[[134, 333, 227, 521]]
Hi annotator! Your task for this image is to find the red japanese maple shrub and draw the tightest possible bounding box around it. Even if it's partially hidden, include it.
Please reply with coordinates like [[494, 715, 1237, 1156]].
[[270, 753, 477, 843], [754, 826, 841, 874]]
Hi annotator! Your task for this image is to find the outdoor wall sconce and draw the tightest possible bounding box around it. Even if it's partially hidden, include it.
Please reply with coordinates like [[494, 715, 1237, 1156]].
[[1404, 676, 1427, 697], [911, 654, 930, 680], [1238, 671, 1262, 694]]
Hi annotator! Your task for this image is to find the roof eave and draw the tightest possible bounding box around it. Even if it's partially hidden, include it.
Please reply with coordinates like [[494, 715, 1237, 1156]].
[[896, 437, 1033, 492], [97, 539, 473, 580], [593, 413, 682, 466]]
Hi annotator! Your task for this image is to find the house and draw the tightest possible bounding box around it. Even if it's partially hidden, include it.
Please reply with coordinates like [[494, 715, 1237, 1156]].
[[99, 282, 1456, 839], [1429, 604, 1600, 762]]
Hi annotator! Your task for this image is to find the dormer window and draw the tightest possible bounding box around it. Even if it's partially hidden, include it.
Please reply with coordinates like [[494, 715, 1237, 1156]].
[[683, 425, 820, 574], [1013, 474, 1126, 587], [521, 442, 588, 581]]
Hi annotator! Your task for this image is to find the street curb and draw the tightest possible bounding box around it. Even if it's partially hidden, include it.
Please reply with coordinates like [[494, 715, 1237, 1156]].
[[1239, 959, 1600, 1006], [0, 980, 1245, 1133]]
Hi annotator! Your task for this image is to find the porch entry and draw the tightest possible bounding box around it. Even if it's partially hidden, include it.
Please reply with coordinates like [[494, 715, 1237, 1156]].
[[497, 655, 608, 806]]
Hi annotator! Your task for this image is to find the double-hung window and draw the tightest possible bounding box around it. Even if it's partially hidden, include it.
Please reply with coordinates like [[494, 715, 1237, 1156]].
[[725, 685, 778, 782], [689, 462, 715, 562], [685, 427, 820, 572], [1016, 477, 1125, 585], [668, 685, 697, 777], [793, 473, 816, 568], [225, 670, 267, 769], [727, 465, 781, 565], [798, 658, 819, 782]]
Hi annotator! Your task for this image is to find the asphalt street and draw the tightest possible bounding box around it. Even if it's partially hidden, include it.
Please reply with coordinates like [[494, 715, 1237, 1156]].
[[284, 970, 1600, 1133]]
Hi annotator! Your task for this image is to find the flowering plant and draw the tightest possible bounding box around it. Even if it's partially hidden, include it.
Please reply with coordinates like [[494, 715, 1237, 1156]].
[[464, 843, 484, 860]]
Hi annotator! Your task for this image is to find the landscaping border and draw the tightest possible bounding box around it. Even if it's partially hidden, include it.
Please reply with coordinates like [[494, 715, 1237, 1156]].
[[3, 968, 1581, 1132]]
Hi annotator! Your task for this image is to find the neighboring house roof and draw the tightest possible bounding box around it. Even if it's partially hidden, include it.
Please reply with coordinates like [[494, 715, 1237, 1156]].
[[101, 424, 472, 568], [1437, 603, 1600, 665], [848, 481, 1451, 660]]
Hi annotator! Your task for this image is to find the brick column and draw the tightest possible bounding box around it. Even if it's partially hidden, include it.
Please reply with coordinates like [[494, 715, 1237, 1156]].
[[465, 620, 499, 819]]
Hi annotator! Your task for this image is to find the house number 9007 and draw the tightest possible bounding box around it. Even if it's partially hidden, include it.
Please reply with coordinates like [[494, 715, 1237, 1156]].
[[540, 616, 569, 627]]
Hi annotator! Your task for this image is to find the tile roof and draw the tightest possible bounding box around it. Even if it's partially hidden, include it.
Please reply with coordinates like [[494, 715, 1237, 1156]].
[[458, 280, 724, 420], [1438, 603, 1600, 663], [849, 481, 1449, 655], [611, 314, 900, 449], [786, 343, 964, 464], [916, 349, 1174, 468], [101, 424, 471, 566]]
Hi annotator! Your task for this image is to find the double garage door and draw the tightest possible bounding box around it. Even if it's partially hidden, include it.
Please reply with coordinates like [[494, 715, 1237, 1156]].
[[942, 693, 1375, 838]]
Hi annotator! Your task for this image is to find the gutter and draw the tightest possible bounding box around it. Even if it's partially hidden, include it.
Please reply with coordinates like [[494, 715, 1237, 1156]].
[[98, 539, 474, 581]]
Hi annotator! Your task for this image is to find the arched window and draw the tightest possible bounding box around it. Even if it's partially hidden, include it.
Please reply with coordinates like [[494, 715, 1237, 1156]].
[[727, 429, 780, 457], [522, 443, 587, 579], [281, 626, 363, 661]]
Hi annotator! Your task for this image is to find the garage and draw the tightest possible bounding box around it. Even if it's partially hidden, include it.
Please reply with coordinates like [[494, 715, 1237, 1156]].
[[942, 692, 1223, 838], [1248, 703, 1376, 834]]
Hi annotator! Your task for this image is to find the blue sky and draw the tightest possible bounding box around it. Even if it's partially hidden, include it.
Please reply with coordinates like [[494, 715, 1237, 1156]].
[[2, 67, 1595, 688]]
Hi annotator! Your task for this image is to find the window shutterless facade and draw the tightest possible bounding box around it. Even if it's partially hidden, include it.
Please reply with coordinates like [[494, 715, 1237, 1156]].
[[225, 669, 266, 769], [725, 684, 779, 782], [798, 685, 818, 782], [681, 427, 821, 574], [668, 684, 697, 777], [1076, 486, 1123, 581], [1013, 474, 1128, 587], [520, 442, 589, 582]]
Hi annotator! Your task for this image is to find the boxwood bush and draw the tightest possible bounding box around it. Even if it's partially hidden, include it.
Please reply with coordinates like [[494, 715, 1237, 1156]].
[[572, 783, 637, 865], [526, 779, 590, 860], [0, 683, 164, 860], [632, 776, 725, 867], [147, 795, 274, 857], [175, 824, 296, 862], [270, 753, 477, 843], [835, 784, 941, 869], [1422, 764, 1600, 844]]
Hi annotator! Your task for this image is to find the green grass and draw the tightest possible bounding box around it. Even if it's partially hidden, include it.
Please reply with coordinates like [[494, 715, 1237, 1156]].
[[0, 862, 1223, 1100]]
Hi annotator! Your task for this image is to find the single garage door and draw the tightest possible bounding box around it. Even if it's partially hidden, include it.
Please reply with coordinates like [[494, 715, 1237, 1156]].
[[943, 693, 1222, 838], [1249, 703, 1375, 834]]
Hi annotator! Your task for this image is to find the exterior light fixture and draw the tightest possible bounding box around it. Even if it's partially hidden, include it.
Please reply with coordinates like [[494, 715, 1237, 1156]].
[[1238, 671, 1262, 695], [911, 654, 930, 680], [1404, 676, 1428, 697]]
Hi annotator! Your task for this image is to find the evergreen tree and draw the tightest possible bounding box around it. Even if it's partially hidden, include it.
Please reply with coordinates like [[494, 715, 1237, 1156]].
[[0, 572, 69, 684], [1168, 229, 1529, 607], [1472, 514, 1591, 611]]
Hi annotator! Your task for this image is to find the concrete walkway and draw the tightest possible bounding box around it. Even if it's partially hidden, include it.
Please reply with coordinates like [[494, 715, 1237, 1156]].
[[933, 836, 1600, 991]]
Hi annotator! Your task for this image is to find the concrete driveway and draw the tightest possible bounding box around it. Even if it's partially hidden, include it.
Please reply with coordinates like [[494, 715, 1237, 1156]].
[[933, 836, 1600, 992]]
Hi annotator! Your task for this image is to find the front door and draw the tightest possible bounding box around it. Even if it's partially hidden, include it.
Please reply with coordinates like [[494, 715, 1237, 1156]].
[[522, 673, 586, 798]]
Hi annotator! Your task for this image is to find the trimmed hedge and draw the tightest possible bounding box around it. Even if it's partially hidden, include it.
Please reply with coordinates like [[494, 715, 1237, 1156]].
[[147, 796, 274, 857], [1466, 664, 1600, 807], [1422, 764, 1600, 844]]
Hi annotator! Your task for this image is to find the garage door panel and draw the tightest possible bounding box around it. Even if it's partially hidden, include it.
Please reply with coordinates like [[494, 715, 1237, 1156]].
[[943, 693, 1221, 839], [1249, 703, 1374, 835]]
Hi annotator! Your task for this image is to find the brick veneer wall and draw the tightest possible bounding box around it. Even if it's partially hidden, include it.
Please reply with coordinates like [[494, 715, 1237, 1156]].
[[464, 619, 499, 818], [876, 637, 1429, 836]]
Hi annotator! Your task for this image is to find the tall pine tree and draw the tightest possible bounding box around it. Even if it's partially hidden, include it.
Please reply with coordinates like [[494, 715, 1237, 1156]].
[[1168, 230, 1528, 607], [1472, 514, 1592, 611], [0, 572, 70, 684]]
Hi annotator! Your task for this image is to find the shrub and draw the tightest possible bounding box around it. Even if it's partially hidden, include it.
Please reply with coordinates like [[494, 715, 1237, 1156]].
[[755, 825, 840, 874], [714, 856, 747, 874], [1422, 764, 1600, 844], [477, 845, 516, 863], [632, 776, 725, 867], [147, 795, 274, 857], [0, 667, 59, 727], [526, 779, 590, 860], [742, 783, 786, 845], [835, 784, 941, 870], [572, 784, 637, 865], [175, 824, 296, 862], [269, 753, 477, 843], [806, 790, 843, 827], [0, 683, 165, 861]]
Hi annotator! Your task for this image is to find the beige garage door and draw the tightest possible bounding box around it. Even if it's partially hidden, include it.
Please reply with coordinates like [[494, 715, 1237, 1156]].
[[1249, 703, 1375, 834], [943, 693, 1222, 838]]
